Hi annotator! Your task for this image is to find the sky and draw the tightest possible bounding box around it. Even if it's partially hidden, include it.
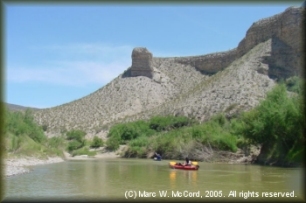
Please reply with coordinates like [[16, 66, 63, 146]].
[[3, 1, 303, 109]]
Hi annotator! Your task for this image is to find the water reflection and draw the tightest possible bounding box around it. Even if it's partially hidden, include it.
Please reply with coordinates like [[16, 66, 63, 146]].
[[192, 171, 197, 186], [169, 170, 176, 189]]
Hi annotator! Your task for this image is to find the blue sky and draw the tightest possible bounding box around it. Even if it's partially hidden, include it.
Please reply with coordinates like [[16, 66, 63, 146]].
[[4, 2, 303, 108]]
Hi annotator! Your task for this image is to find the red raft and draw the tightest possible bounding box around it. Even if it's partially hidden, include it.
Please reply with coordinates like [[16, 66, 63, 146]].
[[169, 162, 199, 170]]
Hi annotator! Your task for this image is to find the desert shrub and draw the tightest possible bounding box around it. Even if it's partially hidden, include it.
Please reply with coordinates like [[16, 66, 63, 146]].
[[285, 76, 304, 94], [108, 120, 154, 142], [66, 129, 86, 142], [90, 136, 104, 148], [149, 116, 167, 131], [211, 113, 228, 127], [42, 124, 48, 131], [65, 129, 86, 152], [148, 130, 189, 159], [188, 121, 237, 152], [9, 134, 21, 151], [191, 127, 202, 139], [106, 134, 121, 151], [124, 146, 147, 158], [210, 132, 237, 152], [67, 140, 84, 152], [129, 136, 150, 147], [5, 109, 46, 143], [4, 109, 65, 157], [240, 84, 302, 144], [47, 136, 66, 149], [149, 115, 193, 131], [236, 84, 304, 163]]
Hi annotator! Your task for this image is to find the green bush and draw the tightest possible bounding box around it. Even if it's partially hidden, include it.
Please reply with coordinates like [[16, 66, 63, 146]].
[[149, 115, 193, 131], [123, 113, 239, 158], [129, 136, 149, 147], [107, 115, 194, 153], [4, 109, 46, 143], [108, 120, 155, 142], [4, 109, 66, 158], [211, 113, 227, 127], [240, 84, 302, 144], [65, 129, 86, 153], [10, 134, 21, 152], [106, 135, 121, 151], [148, 130, 187, 159], [66, 130, 86, 142], [187, 120, 237, 152], [191, 127, 202, 139], [47, 136, 66, 149], [42, 124, 48, 131], [67, 140, 84, 152], [124, 145, 147, 158], [236, 84, 304, 163], [285, 76, 304, 94], [210, 132, 237, 152], [90, 136, 104, 148]]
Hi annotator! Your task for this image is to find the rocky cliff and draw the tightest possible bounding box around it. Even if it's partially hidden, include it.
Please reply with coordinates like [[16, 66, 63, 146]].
[[33, 7, 304, 138], [130, 47, 154, 78], [132, 7, 303, 79]]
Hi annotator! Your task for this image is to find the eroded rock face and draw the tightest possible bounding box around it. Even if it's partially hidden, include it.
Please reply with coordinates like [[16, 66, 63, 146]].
[[130, 47, 153, 78], [160, 7, 303, 78]]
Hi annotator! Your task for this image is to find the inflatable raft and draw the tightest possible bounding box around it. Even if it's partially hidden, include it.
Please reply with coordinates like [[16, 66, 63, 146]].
[[169, 161, 199, 170]]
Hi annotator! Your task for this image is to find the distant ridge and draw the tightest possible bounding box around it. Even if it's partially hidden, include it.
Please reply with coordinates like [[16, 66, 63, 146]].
[[5, 103, 39, 112]]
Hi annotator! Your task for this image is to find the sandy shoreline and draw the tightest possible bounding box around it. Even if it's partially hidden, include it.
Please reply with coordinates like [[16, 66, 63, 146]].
[[3, 150, 121, 177], [4, 146, 125, 177], [3, 157, 65, 177]]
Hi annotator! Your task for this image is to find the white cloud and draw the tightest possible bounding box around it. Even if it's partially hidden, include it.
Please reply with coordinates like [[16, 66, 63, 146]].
[[7, 44, 133, 86]]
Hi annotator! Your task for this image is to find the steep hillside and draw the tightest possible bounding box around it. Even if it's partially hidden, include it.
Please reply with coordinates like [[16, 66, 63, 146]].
[[128, 39, 276, 122], [33, 6, 304, 137], [34, 60, 207, 136]]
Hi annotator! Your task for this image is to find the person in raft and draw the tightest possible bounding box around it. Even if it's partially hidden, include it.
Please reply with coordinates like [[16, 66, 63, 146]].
[[184, 157, 191, 166], [154, 152, 162, 161]]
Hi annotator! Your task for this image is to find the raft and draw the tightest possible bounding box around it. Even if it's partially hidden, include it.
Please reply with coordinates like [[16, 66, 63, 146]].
[[169, 162, 199, 170]]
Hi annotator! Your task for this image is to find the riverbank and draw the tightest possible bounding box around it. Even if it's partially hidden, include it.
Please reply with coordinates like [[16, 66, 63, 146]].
[[3, 144, 260, 177], [4, 146, 126, 177], [3, 156, 65, 177], [3, 154, 120, 177], [3, 155, 120, 177], [63, 149, 121, 160]]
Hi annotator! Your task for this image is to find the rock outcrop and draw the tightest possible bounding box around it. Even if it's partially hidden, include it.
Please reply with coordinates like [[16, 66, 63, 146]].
[[130, 47, 153, 78], [237, 7, 303, 79], [153, 7, 303, 79]]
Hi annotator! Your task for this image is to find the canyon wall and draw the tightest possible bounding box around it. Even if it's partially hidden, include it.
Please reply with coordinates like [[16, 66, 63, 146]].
[[130, 7, 304, 79]]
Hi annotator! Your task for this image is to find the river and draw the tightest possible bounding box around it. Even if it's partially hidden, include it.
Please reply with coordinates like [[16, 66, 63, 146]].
[[3, 158, 304, 201]]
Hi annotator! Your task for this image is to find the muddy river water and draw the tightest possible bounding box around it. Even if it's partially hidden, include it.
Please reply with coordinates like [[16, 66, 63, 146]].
[[3, 158, 304, 201]]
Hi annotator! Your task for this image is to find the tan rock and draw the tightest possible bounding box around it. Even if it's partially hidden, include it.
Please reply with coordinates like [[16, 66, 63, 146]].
[[130, 47, 153, 78]]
